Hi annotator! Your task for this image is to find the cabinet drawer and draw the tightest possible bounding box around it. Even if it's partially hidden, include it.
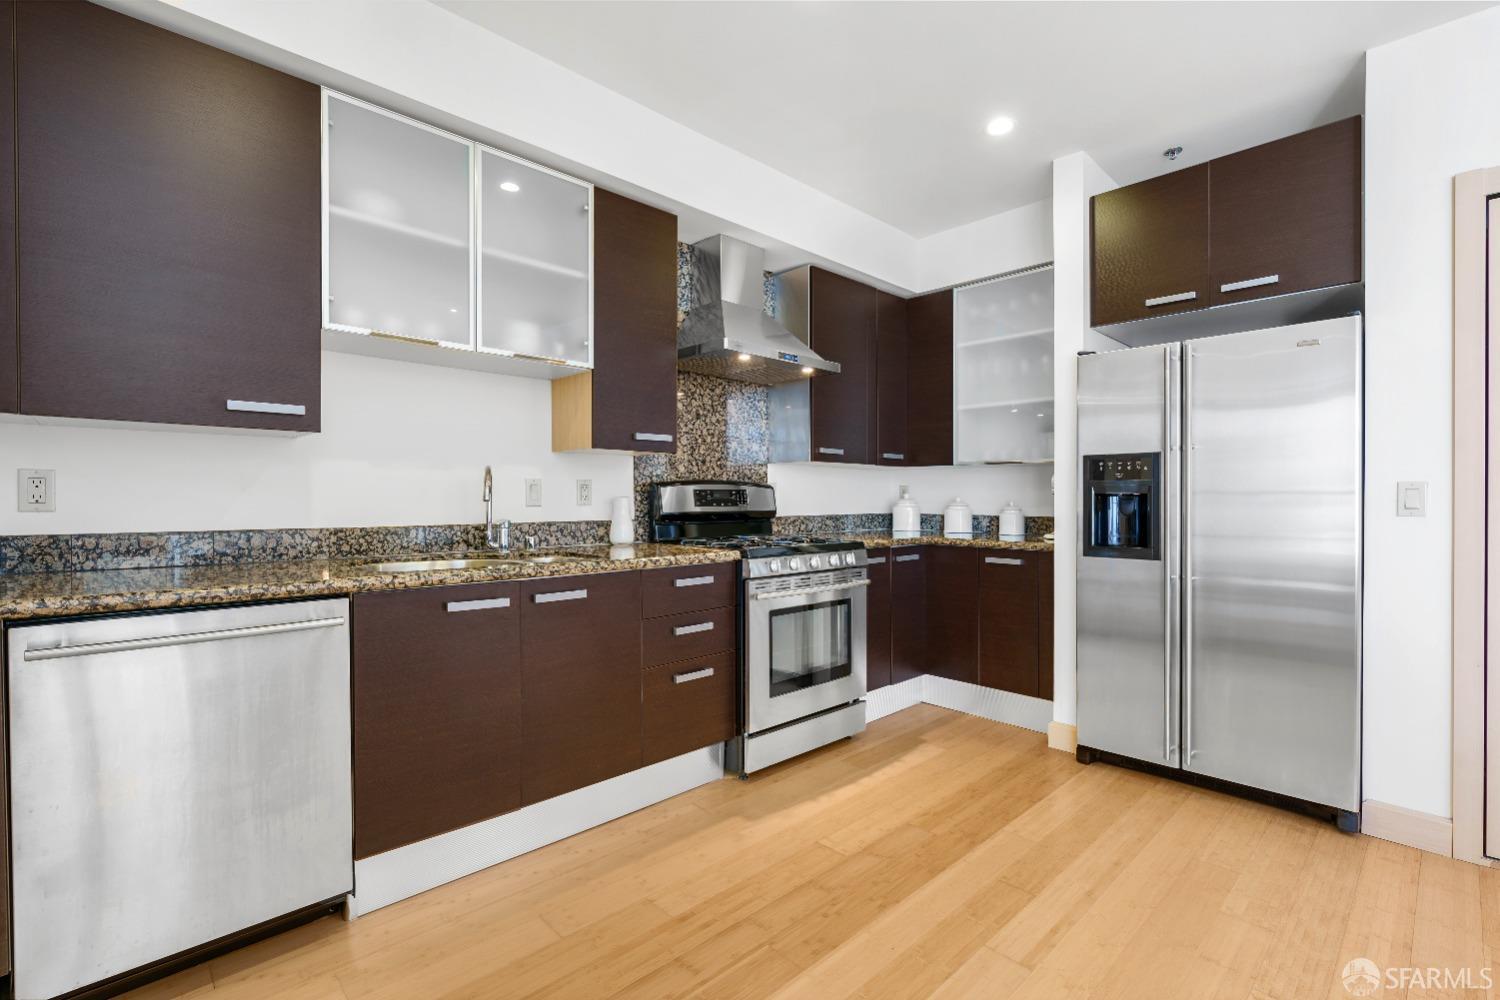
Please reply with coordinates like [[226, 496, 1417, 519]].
[[642, 651, 736, 765], [642, 563, 737, 618], [643, 604, 736, 667]]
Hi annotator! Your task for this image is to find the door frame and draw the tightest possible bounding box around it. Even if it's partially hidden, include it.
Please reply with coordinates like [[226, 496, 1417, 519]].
[[1452, 167, 1500, 865]]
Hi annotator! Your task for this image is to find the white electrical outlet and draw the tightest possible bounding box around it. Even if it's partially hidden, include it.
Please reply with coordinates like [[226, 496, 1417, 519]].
[[524, 478, 542, 507], [18, 468, 55, 512], [576, 479, 593, 506]]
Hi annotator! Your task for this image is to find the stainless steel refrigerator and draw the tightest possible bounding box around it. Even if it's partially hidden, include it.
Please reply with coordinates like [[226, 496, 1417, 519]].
[[1075, 316, 1361, 824]]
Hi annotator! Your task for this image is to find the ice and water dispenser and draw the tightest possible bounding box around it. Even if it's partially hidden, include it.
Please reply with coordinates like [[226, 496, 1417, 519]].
[[1082, 453, 1160, 560]]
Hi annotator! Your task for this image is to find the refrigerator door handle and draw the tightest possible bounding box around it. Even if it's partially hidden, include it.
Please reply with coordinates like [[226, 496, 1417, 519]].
[[1163, 345, 1177, 763], [1182, 346, 1195, 763]]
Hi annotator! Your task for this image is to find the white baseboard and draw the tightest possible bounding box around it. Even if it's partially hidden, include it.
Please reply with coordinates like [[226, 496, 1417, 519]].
[[866, 677, 923, 722], [350, 745, 725, 916], [920, 675, 1053, 734], [1361, 798, 1453, 858]]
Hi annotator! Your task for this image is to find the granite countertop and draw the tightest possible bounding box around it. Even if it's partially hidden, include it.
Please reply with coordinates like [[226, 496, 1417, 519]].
[[0, 544, 739, 621], [847, 532, 1054, 553]]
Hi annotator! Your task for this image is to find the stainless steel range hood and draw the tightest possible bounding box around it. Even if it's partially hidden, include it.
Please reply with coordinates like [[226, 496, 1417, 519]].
[[677, 235, 839, 385]]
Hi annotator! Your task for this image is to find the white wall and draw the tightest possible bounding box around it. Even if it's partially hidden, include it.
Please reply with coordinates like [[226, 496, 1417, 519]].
[[1049, 152, 1118, 728], [0, 352, 633, 534], [915, 199, 1053, 291], [768, 462, 1054, 520], [1361, 6, 1500, 818]]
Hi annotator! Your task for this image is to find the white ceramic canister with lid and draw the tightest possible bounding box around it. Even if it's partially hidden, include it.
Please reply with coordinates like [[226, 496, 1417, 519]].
[[943, 497, 973, 538], [892, 487, 920, 538], [998, 500, 1025, 542]]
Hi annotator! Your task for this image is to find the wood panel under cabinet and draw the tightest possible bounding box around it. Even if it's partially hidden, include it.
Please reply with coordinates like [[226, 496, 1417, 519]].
[[809, 267, 877, 465], [553, 189, 678, 452], [642, 650, 737, 766], [890, 548, 928, 684], [925, 546, 979, 684], [1038, 553, 1054, 701], [520, 570, 643, 805], [875, 290, 910, 465], [0, 1, 14, 414], [905, 290, 954, 467], [865, 554, 892, 690], [1091, 163, 1211, 327], [978, 553, 1040, 697], [642, 604, 736, 668], [1209, 117, 1362, 307], [641, 563, 737, 618], [352, 583, 522, 860], [16, 0, 321, 430]]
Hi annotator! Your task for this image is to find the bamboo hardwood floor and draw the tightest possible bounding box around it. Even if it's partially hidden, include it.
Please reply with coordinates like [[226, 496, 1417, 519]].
[[127, 704, 1493, 1000]]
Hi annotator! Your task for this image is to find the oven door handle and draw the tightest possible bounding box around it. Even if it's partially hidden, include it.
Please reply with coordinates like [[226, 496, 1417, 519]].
[[752, 579, 871, 602]]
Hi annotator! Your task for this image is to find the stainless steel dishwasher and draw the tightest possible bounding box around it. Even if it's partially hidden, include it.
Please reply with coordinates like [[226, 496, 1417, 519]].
[[6, 599, 353, 1000]]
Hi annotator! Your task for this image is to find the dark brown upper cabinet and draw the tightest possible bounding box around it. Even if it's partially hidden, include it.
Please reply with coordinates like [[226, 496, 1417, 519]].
[[0, 2, 14, 415], [809, 268, 877, 464], [875, 290, 910, 465], [553, 189, 678, 453], [925, 546, 979, 685], [1090, 117, 1362, 327], [352, 583, 522, 860], [16, 1, 321, 430], [906, 289, 954, 467], [1209, 117, 1362, 307], [1091, 164, 1211, 327]]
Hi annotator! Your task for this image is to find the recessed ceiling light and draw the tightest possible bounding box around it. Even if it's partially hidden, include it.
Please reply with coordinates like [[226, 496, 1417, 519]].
[[1010, 408, 1019, 413], [801, 366, 814, 375], [985, 116, 1015, 137], [449, 307, 458, 313], [500, 181, 521, 193], [737, 353, 751, 361]]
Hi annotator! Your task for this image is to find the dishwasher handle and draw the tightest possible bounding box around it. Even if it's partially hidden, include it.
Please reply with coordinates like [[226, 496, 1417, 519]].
[[22, 616, 347, 661]]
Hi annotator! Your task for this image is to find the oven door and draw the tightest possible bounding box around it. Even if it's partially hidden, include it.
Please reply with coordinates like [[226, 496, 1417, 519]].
[[745, 573, 868, 733]]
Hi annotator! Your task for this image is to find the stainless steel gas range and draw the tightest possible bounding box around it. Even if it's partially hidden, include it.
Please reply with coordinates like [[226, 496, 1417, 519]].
[[650, 481, 868, 776]]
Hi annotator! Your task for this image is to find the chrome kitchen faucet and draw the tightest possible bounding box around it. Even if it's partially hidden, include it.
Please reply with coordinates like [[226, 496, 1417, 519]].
[[482, 466, 510, 553]]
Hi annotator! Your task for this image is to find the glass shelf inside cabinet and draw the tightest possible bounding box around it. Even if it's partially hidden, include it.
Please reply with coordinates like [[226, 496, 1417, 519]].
[[478, 147, 592, 366], [325, 94, 472, 347], [953, 265, 1055, 465]]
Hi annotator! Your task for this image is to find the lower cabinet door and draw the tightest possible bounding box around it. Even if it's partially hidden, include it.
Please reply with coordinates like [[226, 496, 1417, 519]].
[[520, 571, 644, 805], [353, 583, 521, 859], [926, 546, 979, 684], [979, 553, 1041, 696], [1038, 554, 1054, 700], [890, 549, 927, 684], [642, 650, 737, 765], [865, 555, 892, 690]]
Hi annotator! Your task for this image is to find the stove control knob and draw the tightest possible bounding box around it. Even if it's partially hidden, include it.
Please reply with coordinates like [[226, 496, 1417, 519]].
[[834, 553, 848, 566], [788, 557, 803, 572], [809, 555, 822, 569], [768, 559, 782, 574]]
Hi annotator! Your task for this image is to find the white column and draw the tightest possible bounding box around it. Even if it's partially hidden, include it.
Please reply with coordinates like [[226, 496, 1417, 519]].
[[1050, 152, 1116, 728]]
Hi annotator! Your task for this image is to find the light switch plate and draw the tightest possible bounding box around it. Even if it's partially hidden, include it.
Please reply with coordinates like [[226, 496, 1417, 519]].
[[1397, 480, 1426, 517], [524, 478, 542, 508], [575, 479, 592, 506], [18, 468, 55, 512]]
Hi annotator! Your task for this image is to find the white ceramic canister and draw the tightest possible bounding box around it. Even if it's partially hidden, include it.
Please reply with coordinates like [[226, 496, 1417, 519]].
[[943, 497, 973, 538], [892, 487, 920, 538], [998, 500, 1026, 542], [609, 496, 634, 545]]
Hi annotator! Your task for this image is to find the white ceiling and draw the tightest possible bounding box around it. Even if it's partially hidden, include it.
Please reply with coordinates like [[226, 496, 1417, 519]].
[[436, 0, 1487, 238]]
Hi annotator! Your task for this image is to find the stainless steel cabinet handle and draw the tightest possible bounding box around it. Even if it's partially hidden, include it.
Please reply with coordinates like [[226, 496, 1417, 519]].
[[673, 666, 715, 685], [227, 399, 307, 416], [446, 597, 511, 613], [866, 556, 887, 565], [533, 588, 588, 604], [984, 556, 1024, 566], [634, 432, 673, 443], [674, 575, 715, 588], [23, 617, 345, 661], [894, 553, 922, 563], [754, 579, 872, 601], [1219, 274, 1279, 293], [818, 447, 845, 456], [673, 621, 715, 637], [1144, 291, 1197, 308], [881, 452, 905, 461]]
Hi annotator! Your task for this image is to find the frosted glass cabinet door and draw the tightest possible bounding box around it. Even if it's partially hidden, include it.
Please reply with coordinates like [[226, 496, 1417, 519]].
[[478, 147, 592, 365], [325, 93, 472, 346]]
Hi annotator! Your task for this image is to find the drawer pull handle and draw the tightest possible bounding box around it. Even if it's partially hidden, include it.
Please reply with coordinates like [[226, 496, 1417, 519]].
[[673, 666, 715, 685], [533, 588, 588, 604], [1220, 274, 1279, 293], [673, 621, 715, 637], [881, 452, 905, 461], [674, 575, 715, 588], [985, 557, 1025, 566], [634, 432, 674, 443], [446, 597, 511, 613], [818, 447, 845, 456], [866, 556, 887, 565], [227, 399, 306, 416], [1144, 291, 1197, 308], [894, 553, 922, 563], [23, 617, 344, 661]]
